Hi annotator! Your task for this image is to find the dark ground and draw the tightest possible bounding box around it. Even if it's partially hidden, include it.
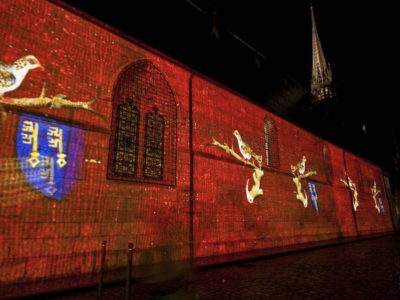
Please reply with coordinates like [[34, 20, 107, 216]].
[[33, 234, 400, 300]]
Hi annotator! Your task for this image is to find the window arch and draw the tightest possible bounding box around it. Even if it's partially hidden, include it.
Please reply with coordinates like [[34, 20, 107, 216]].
[[264, 117, 280, 169], [323, 145, 333, 183], [108, 60, 177, 186]]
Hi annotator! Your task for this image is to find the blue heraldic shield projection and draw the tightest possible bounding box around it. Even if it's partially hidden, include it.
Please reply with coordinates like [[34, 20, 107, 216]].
[[307, 180, 319, 212], [17, 114, 84, 200], [378, 196, 385, 215]]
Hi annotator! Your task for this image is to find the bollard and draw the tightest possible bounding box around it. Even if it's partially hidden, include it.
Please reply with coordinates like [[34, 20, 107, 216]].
[[98, 240, 107, 295], [126, 243, 134, 300]]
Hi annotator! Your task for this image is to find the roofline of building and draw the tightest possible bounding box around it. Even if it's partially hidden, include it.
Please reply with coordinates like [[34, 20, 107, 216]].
[[45, 0, 383, 170]]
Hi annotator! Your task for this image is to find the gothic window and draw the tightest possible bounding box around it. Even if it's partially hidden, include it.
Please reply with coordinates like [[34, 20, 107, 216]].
[[108, 60, 177, 186], [323, 145, 333, 183], [354, 159, 364, 192], [264, 117, 280, 169], [144, 107, 164, 180], [114, 98, 140, 177]]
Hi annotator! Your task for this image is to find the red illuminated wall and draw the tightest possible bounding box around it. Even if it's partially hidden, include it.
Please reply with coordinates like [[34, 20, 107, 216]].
[[344, 152, 391, 235], [0, 0, 393, 285]]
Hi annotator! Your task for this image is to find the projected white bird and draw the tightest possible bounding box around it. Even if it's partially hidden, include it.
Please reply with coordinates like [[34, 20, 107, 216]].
[[0, 55, 43, 96], [233, 130, 262, 165], [291, 156, 306, 175]]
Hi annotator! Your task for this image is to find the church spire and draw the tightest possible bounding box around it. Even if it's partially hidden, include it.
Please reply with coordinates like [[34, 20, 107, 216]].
[[310, 3, 334, 100]]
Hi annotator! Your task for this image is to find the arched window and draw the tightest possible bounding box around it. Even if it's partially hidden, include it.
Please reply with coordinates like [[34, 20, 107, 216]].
[[114, 97, 140, 177], [354, 159, 364, 192], [108, 60, 177, 186], [264, 117, 280, 169], [323, 145, 333, 183], [144, 106, 165, 180]]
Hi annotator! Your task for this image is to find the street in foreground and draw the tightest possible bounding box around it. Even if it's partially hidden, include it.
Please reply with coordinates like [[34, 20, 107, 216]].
[[35, 234, 400, 300]]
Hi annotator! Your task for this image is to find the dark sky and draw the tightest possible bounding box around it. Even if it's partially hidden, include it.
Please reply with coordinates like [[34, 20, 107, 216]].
[[60, 0, 397, 169]]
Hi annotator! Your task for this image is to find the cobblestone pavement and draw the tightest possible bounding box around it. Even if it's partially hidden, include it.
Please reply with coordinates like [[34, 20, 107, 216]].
[[41, 235, 400, 300]]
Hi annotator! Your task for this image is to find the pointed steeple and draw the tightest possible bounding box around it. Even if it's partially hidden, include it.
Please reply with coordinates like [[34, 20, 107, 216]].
[[310, 3, 334, 100]]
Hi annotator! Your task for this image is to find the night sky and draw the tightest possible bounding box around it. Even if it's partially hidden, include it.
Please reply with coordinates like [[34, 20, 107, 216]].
[[60, 0, 397, 171]]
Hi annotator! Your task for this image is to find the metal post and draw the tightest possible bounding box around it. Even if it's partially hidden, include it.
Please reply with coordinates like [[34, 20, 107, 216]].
[[98, 240, 107, 295], [126, 243, 134, 300]]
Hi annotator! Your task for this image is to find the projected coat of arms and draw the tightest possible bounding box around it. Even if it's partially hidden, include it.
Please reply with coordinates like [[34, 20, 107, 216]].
[[17, 114, 84, 200], [307, 180, 319, 212]]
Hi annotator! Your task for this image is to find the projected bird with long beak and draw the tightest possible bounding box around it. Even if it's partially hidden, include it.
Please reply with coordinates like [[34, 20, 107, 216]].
[[291, 156, 317, 207], [0, 55, 43, 96], [206, 130, 264, 204]]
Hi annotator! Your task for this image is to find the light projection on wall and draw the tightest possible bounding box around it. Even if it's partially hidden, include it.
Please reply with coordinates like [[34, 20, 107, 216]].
[[371, 181, 382, 213], [206, 130, 264, 203], [377, 196, 385, 215], [1, 55, 43, 126], [0, 83, 105, 120], [307, 180, 319, 212], [340, 172, 359, 211], [0, 53, 104, 200], [17, 114, 84, 200], [371, 181, 386, 215], [0, 55, 43, 96], [0, 55, 105, 120], [291, 156, 317, 207], [0, 0, 395, 287]]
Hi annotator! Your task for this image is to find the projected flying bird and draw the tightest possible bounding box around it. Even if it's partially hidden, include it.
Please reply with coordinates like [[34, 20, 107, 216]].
[[0, 55, 43, 96], [233, 130, 262, 165], [291, 156, 306, 175]]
